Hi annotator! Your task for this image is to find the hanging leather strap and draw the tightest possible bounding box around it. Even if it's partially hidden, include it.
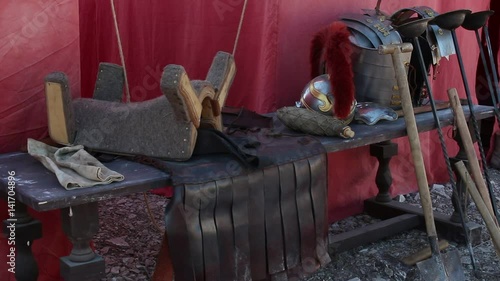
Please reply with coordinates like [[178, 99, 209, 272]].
[[193, 128, 259, 168]]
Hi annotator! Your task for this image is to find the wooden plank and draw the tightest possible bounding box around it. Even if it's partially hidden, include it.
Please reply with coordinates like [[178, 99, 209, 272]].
[[329, 214, 421, 254], [317, 105, 493, 153], [0, 153, 171, 211], [0, 152, 239, 212], [364, 199, 483, 245]]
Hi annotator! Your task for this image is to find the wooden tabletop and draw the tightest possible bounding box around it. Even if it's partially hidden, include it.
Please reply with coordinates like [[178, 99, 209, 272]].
[[0, 152, 170, 211], [0, 105, 494, 212], [316, 105, 494, 152]]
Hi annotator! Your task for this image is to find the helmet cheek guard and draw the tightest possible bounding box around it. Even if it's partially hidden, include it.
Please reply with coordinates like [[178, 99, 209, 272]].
[[391, 6, 456, 65], [390, 7, 456, 106]]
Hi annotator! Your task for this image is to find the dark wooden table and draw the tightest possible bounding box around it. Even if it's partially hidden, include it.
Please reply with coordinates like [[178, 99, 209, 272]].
[[0, 105, 494, 281], [316, 106, 493, 152]]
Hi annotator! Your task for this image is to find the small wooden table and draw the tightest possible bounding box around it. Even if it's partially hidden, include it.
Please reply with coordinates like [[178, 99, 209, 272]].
[[0, 105, 494, 281]]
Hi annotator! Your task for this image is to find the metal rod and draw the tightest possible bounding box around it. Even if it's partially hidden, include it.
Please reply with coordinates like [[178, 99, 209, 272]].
[[375, 0, 382, 14], [484, 25, 500, 105], [414, 36, 478, 271], [451, 30, 500, 223], [474, 29, 500, 120]]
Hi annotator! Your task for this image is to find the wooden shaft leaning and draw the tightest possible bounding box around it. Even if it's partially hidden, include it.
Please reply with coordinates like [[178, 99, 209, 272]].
[[447, 88, 496, 222], [380, 43, 438, 238], [455, 161, 500, 258]]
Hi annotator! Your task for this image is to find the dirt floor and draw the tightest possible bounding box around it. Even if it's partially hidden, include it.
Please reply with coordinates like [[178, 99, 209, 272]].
[[94, 168, 500, 281]]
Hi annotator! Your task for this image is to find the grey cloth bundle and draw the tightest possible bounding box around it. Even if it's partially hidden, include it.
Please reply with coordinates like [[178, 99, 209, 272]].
[[27, 138, 124, 189]]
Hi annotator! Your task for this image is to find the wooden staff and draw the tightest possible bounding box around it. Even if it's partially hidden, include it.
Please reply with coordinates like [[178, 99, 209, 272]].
[[455, 161, 500, 257], [447, 88, 497, 223]]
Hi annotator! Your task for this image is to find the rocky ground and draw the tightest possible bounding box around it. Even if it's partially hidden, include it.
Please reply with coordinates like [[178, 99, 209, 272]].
[[94, 193, 167, 280], [95, 169, 500, 281]]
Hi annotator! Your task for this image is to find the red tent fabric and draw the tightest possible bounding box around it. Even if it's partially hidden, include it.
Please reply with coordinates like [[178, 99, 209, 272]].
[[481, 1, 500, 161], [0, 0, 494, 280], [78, 0, 490, 220], [0, 1, 79, 280]]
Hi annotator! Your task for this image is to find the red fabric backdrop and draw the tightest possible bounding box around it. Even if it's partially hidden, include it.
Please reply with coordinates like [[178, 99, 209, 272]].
[[0, 0, 495, 280], [78, 0, 490, 220], [0, 1, 78, 280]]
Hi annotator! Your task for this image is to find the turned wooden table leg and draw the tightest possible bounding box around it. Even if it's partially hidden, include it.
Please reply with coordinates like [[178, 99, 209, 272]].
[[370, 141, 398, 203], [60, 202, 105, 281], [2, 202, 42, 281]]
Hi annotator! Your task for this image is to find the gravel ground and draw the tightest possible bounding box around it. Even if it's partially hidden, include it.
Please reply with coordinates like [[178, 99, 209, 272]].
[[94, 169, 500, 281], [306, 169, 500, 281]]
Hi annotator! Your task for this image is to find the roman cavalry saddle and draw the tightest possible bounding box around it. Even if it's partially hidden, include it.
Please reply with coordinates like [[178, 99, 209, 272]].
[[44, 51, 235, 161]]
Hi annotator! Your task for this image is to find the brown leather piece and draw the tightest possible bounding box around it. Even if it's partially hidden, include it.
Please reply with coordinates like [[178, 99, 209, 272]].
[[199, 182, 220, 281], [163, 187, 195, 281], [294, 158, 317, 264], [222, 106, 273, 130], [278, 163, 301, 270], [214, 178, 237, 280], [248, 170, 268, 280], [231, 175, 252, 280], [184, 184, 205, 281], [308, 154, 331, 266], [263, 166, 286, 274]]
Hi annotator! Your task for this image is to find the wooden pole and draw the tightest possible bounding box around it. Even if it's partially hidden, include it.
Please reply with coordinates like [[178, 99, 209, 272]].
[[447, 88, 497, 223], [455, 161, 500, 258]]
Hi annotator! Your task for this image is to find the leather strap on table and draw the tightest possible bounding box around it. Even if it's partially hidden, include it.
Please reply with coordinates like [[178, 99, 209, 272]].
[[294, 158, 318, 264], [279, 163, 301, 270], [264, 166, 286, 274], [199, 182, 221, 281], [222, 106, 273, 130], [184, 184, 205, 281], [248, 170, 267, 280], [309, 154, 331, 266], [215, 178, 237, 280], [166, 186, 196, 281], [193, 128, 259, 168], [232, 175, 252, 280]]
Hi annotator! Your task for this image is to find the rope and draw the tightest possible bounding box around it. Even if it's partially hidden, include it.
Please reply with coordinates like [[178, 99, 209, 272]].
[[110, 0, 131, 103], [111, 0, 162, 232], [132, 155, 172, 234], [232, 0, 249, 56], [143, 193, 165, 233]]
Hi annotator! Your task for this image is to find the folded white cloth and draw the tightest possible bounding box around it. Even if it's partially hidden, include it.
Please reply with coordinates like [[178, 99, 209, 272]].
[[27, 138, 124, 189]]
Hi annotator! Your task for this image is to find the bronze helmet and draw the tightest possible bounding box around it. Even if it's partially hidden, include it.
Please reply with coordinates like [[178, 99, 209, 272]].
[[297, 74, 356, 123]]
